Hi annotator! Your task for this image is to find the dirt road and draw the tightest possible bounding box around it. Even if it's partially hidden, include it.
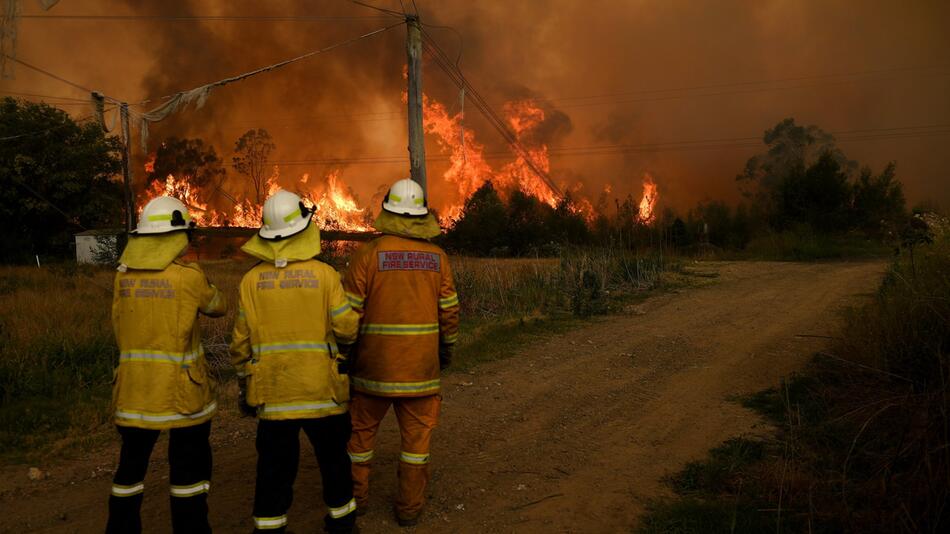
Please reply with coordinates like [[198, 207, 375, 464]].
[[1, 261, 886, 533]]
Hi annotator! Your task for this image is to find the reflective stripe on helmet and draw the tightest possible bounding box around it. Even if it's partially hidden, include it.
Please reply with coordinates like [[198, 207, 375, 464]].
[[400, 451, 430, 465], [111, 482, 145, 497], [328, 498, 357, 518], [351, 376, 440, 395], [359, 323, 438, 335], [169, 480, 210, 497]]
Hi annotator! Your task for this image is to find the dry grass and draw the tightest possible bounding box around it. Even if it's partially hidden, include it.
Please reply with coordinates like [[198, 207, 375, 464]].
[[0, 247, 673, 459], [639, 234, 950, 534]]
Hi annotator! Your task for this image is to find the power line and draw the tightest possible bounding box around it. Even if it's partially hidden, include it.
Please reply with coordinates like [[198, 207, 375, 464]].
[[347, 0, 405, 18], [189, 63, 950, 131], [0, 90, 89, 101], [0, 112, 108, 141], [545, 64, 950, 105], [2, 54, 95, 93], [20, 14, 393, 22], [421, 29, 562, 197], [264, 124, 950, 166]]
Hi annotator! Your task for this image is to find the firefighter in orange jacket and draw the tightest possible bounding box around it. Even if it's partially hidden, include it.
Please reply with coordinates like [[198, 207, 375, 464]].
[[108, 196, 227, 534], [230, 190, 361, 533], [343, 178, 460, 526]]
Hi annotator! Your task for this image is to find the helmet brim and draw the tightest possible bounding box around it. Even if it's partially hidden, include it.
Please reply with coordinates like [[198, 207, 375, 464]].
[[258, 214, 312, 240], [382, 202, 428, 217]]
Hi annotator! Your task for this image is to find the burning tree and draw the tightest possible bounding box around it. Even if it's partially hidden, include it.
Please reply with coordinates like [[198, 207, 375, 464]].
[[232, 128, 276, 206], [146, 137, 225, 191]]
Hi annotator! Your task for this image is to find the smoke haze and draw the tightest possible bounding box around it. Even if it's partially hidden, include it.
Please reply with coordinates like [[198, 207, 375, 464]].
[[5, 0, 950, 214]]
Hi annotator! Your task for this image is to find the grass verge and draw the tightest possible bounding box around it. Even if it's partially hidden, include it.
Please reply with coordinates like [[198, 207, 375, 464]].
[[1, 246, 677, 462], [638, 230, 949, 533]]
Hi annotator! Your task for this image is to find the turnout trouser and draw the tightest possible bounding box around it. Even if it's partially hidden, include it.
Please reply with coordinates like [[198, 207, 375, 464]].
[[347, 392, 441, 520], [252, 414, 356, 533], [106, 421, 212, 534]]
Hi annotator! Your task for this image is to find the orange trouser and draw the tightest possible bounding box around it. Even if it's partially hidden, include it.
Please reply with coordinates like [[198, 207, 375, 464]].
[[347, 392, 441, 518]]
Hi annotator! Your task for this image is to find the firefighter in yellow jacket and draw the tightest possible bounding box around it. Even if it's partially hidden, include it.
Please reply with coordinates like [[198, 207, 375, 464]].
[[107, 196, 226, 534], [230, 190, 361, 533], [343, 178, 460, 526]]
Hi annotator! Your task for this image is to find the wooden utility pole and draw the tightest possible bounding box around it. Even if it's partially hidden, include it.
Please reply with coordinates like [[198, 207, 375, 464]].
[[406, 15, 427, 192], [119, 102, 135, 232]]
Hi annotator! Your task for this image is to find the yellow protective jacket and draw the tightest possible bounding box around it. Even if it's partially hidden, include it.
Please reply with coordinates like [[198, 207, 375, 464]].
[[343, 235, 460, 397], [230, 259, 360, 420], [111, 259, 226, 430]]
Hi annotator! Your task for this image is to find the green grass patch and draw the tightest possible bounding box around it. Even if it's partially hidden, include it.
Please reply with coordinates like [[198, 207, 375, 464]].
[[669, 438, 767, 495]]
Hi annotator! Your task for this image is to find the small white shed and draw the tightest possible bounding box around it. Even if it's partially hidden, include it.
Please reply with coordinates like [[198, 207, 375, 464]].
[[75, 229, 124, 264]]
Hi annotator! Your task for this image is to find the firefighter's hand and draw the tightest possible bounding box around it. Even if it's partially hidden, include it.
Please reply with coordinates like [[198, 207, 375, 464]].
[[337, 343, 356, 374], [237, 379, 256, 418], [439, 343, 454, 371]]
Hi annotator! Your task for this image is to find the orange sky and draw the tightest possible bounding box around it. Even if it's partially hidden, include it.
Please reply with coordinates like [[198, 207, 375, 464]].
[[3, 0, 949, 215]]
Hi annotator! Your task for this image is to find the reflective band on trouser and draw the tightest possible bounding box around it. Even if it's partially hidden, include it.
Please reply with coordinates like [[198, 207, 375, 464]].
[[252, 341, 334, 355], [253, 515, 288, 530], [111, 482, 145, 497], [400, 451, 430, 465], [259, 400, 344, 418], [345, 292, 364, 309], [351, 377, 440, 395], [328, 498, 357, 519], [347, 449, 374, 463], [115, 401, 217, 424], [439, 293, 459, 309], [170, 480, 210, 497], [330, 302, 352, 317], [359, 323, 439, 335], [119, 349, 199, 365]]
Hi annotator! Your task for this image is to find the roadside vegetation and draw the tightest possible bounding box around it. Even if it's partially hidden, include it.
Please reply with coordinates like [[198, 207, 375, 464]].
[[638, 221, 949, 534], [0, 246, 674, 461]]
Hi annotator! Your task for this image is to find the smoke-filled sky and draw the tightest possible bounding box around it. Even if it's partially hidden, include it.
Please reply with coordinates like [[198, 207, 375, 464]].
[[4, 0, 950, 215]]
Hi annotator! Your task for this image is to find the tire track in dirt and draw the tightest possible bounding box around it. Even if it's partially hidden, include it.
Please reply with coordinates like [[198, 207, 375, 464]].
[[0, 261, 885, 533]]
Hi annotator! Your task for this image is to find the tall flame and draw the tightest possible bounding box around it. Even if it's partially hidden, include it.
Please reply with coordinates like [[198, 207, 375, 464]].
[[638, 174, 658, 224], [138, 94, 594, 233], [422, 95, 559, 222]]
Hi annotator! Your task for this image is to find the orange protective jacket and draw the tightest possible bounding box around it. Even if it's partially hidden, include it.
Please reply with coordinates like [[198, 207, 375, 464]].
[[343, 235, 459, 397]]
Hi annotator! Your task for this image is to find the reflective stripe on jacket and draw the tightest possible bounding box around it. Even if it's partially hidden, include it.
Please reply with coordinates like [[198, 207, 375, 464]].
[[343, 235, 460, 397], [111, 260, 226, 430], [230, 259, 359, 420]]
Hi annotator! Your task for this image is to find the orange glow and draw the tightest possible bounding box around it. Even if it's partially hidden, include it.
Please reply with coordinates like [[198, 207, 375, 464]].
[[638, 174, 658, 224], [139, 160, 371, 231], [138, 95, 572, 232], [422, 96, 559, 222]]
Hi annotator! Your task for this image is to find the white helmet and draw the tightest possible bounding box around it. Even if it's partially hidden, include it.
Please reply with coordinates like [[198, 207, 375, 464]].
[[259, 189, 312, 240], [382, 178, 428, 216], [133, 196, 194, 234]]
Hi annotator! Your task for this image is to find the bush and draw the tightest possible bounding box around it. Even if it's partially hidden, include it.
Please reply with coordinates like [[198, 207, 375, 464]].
[[639, 232, 950, 533]]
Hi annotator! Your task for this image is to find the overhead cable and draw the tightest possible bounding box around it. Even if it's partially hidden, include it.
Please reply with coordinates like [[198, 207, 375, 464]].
[[134, 20, 404, 148]]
